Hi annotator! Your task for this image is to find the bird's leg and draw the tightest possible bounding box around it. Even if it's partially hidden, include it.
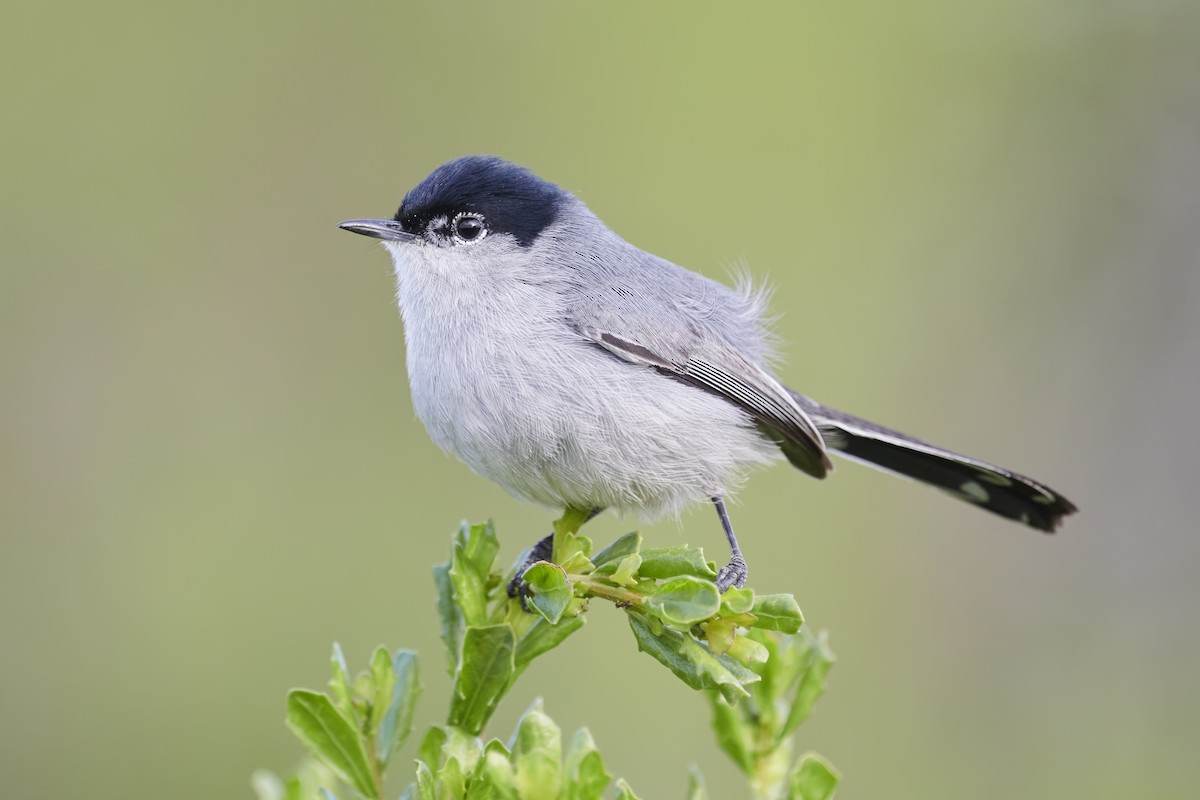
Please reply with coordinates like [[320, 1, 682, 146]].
[[713, 496, 748, 592], [507, 507, 603, 599], [505, 533, 554, 599]]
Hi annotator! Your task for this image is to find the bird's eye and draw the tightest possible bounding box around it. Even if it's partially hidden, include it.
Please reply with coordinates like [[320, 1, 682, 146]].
[[452, 213, 487, 243]]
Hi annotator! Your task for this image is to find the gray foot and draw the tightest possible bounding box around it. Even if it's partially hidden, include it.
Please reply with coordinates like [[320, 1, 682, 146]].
[[715, 555, 748, 592], [506, 532, 554, 599]]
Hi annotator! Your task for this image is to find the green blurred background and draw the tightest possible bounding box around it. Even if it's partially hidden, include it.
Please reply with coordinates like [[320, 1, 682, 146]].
[[3, 2, 1198, 797]]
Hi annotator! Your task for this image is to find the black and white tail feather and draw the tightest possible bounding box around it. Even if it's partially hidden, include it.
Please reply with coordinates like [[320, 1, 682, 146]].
[[787, 389, 1077, 532]]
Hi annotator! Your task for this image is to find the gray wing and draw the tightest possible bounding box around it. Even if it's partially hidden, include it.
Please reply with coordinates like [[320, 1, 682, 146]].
[[565, 250, 831, 479]]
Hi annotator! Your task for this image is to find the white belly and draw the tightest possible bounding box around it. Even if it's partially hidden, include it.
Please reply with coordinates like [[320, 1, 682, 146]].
[[392, 251, 777, 518]]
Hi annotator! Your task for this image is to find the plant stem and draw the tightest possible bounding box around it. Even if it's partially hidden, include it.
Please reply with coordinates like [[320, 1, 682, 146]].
[[366, 741, 385, 800], [551, 507, 593, 563], [571, 576, 647, 606]]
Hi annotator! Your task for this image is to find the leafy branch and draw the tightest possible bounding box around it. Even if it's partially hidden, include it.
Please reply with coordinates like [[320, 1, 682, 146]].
[[256, 517, 839, 799]]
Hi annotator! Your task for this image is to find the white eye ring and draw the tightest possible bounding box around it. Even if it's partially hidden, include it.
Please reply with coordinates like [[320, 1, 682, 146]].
[[452, 212, 488, 244]]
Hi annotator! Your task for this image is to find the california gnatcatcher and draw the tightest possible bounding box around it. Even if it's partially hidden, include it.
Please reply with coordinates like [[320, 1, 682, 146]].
[[339, 155, 1077, 592]]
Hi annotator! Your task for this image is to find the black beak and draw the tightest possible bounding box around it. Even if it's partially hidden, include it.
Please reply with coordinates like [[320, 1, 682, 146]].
[[337, 218, 419, 242]]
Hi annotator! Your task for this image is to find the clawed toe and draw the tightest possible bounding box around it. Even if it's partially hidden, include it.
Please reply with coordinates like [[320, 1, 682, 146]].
[[715, 556, 748, 593], [507, 532, 554, 603], [506, 571, 529, 599]]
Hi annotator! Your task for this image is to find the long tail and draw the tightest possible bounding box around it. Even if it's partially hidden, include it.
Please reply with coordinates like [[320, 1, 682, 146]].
[[787, 389, 1078, 532]]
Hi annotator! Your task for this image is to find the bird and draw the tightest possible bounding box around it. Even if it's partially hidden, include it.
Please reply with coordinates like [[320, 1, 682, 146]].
[[338, 155, 1077, 592]]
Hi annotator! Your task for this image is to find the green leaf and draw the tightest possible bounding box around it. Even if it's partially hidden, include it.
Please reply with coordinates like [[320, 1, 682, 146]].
[[645, 576, 720, 626], [782, 632, 835, 737], [250, 769, 285, 800], [700, 618, 737, 655], [444, 726, 484, 776], [790, 752, 840, 800], [553, 507, 593, 539], [289, 760, 338, 800], [418, 725, 447, 772], [550, 513, 595, 577], [686, 765, 709, 800], [720, 587, 755, 615], [461, 520, 501, 573], [751, 594, 804, 633], [726, 634, 769, 668], [514, 615, 586, 669], [434, 562, 464, 673], [708, 695, 754, 773], [463, 769, 512, 800], [510, 700, 562, 800], [563, 728, 611, 800], [448, 624, 516, 735], [351, 670, 374, 714], [628, 613, 750, 703], [438, 757, 467, 800], [746, 628, 793, 690], [368, 645, 397, 737], [483, 737, 512, 760], [571, 751, 610, 800], [638, 546, 717, 579], [591, 532, 642, 570], [467, 740, 516, 800], [451, 528, 497, 628], [285, 689, 379, 799], [560, 549, 594, 575], [557, 530, 593, 567], [607, 554, 642, 587], [414, 760, 437, 800], [713, 650, 762, 689], [613, 778, 643, 800], [521, 562, 573, 625], [317, 789, 338, 800], [378, 649, 420, 766], [329, 643, 352, 716]]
